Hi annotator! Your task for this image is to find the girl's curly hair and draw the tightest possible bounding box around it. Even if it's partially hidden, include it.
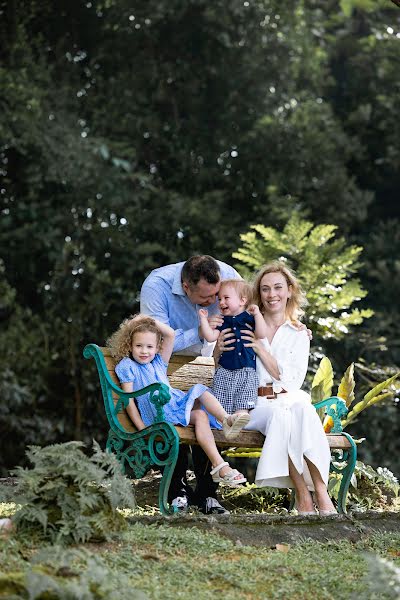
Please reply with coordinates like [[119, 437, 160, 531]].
[[106, 314, 162, 362]]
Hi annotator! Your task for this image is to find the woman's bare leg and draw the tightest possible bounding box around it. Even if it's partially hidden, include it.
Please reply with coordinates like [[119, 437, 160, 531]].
[[305, 458, 336, 512], [289, 458, 315, 513], [189, 408, 245, 481]]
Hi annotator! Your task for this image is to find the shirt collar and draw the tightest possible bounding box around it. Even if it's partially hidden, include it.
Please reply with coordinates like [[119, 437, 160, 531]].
[[172, 263, 186, 296], [286, 319, 301, 330]]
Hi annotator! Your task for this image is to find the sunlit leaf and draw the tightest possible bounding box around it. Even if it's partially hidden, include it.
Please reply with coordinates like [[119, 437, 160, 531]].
[[363, 374, 399, 403], [337, 363, 356, 407], [312, 357, 333, 399], [311, 381, 325, 404]]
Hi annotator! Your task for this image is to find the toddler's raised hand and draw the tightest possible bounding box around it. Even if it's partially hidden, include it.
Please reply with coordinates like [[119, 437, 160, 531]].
[[198, 308, 208, 319], [247, 304, 260, 315]]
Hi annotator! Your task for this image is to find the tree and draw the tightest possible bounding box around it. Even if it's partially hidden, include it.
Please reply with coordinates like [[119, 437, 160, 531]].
[[1, 0, 399, 476], [233, 214, 373, 340]]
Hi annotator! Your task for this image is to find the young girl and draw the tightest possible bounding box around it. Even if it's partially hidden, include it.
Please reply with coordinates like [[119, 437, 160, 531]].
[[198, 279, 268, 437], [106, 314, 247, 488]]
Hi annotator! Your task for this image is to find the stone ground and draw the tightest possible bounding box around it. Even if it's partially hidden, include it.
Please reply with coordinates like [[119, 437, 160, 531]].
[[130, 471, 400, 547], [2, 474, 399, 548], [131, 511, 400, 547]]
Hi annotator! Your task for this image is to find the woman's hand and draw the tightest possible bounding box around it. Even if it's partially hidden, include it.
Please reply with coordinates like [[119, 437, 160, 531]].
[[242, 328, 281, 379], [241, 329, 263, 355], [216, 328, 236, 353]]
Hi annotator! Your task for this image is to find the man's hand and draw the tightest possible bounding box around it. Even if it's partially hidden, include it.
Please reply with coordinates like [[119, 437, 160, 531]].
[[293, 320, 313, 340]]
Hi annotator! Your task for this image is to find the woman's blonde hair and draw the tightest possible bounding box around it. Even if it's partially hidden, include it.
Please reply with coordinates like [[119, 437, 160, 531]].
[[219, 278, 253, 308], [252, 261, 307, 321], [106, 314, 162, 362]]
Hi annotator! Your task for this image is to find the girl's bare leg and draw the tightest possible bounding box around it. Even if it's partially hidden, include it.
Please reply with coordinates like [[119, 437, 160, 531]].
[[189, 408, 245, 481], [197, 391, 249, 430], [305, 458, 336, 512], [289, 458, 315, 513], [197, 391, 229, 423]]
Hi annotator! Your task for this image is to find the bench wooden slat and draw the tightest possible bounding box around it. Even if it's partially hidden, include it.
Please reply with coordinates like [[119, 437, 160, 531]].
[[168, 355, 215, 389], [175, 425, 352, 450]]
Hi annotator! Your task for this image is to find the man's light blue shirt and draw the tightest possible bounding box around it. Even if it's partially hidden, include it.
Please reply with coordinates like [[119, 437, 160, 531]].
[[140, 261, 241, 356]]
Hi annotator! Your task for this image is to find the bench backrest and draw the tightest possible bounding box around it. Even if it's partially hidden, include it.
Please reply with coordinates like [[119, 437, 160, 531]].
[[99, 347, 136, 433], [84, 344, 215, 434]]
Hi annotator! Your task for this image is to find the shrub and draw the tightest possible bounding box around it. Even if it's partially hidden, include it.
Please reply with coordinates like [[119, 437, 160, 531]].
[[0, 546, 146, 599], [11, 440, 135, 543]]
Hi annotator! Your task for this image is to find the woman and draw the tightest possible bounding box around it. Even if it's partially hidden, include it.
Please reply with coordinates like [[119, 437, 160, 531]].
[[217, 261, 336, 516]]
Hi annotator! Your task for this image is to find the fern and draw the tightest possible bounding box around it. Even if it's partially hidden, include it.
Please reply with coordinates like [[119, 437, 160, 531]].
[[11, 441, 135, 544]]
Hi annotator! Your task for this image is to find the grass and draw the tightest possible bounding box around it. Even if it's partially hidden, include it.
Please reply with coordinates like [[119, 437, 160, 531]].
[[0, 512, 399, 599], [0, 464, 399, 599]]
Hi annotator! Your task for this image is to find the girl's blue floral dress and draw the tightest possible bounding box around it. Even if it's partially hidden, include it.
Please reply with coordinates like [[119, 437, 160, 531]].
[[115, 353, 221, 429]]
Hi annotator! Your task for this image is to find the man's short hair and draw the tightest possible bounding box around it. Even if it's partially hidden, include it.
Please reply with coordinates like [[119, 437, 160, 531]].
[[181, 255, 221, 287]]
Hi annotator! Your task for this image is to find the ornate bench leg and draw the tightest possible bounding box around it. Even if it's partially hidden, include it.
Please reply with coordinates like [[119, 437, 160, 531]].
[[106, 423, 180, 515], [335, 433, 357, 514], [158, 446, 179, 515]]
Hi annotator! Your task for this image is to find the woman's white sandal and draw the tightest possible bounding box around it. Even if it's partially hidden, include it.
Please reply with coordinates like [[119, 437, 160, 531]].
[[222, 413, 250, 440], [319, 509, 338, 517], [210, 461, 247, 487], [297, 510, 317, 516]]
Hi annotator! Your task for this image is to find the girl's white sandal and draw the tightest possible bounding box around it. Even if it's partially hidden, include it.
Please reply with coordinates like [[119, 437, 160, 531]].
[[222, 413, 250, 439], [210, 461, 247, 486]]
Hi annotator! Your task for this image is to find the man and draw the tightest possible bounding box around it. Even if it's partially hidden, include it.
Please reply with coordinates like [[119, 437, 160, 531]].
[[140, 255, 240, 514]]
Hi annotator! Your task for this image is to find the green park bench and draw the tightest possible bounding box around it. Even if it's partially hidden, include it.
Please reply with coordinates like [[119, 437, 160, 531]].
[[83, 343, 357, 516]]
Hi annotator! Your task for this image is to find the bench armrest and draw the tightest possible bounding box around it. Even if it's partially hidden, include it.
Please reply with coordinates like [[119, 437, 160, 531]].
[[313, 396, 348, 433]]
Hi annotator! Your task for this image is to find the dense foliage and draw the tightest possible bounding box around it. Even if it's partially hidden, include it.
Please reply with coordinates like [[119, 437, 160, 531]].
[[0, 1, 399, 474], [11, 441, 135, 543], [234, 215, 374, 340]]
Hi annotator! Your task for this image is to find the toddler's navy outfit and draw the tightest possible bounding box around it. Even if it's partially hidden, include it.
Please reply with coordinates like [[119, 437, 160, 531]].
[[213, 311, 258, 413]]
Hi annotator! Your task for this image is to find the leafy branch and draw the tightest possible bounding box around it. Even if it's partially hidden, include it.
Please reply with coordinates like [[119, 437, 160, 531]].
[[311, 357, 399, 429], [234, 215, 373, 340]]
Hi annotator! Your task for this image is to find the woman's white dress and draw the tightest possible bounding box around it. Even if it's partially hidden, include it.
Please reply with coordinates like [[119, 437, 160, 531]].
[[245, 321, 331, 491]]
